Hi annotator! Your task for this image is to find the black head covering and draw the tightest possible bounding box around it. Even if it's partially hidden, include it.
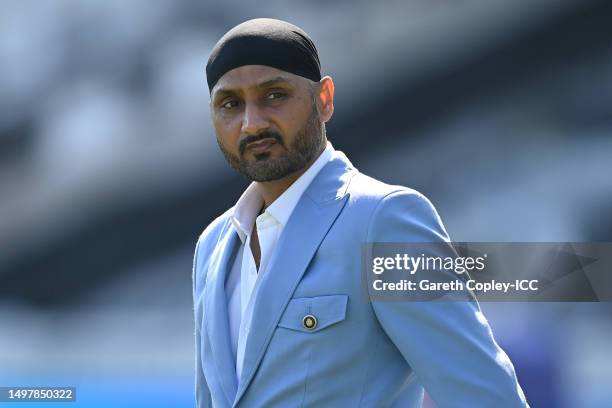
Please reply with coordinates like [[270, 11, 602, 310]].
[[206, 18, 321, 93]]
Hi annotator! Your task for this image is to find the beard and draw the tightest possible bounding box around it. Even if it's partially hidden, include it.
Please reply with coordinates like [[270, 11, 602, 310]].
[[216, 104, 326, 182]]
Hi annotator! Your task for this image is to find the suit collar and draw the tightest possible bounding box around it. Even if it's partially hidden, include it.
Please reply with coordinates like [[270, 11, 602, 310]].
[[304, 148, 356, 204]]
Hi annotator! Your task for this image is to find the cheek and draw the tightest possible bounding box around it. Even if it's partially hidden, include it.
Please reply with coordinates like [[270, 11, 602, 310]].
[[275, 98, 312, 137], [213, 118, 240, 147]]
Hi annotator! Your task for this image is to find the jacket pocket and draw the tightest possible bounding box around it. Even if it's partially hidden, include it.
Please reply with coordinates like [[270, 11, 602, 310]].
[[277, 294, 348, 333]]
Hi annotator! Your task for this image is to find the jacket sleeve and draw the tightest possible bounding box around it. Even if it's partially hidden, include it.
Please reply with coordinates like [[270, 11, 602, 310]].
[[193, 238, 212, 408], [366, 190, 528, 407]]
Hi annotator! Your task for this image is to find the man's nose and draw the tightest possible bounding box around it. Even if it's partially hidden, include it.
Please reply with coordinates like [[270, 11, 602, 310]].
[[241, 103, 270, 135]]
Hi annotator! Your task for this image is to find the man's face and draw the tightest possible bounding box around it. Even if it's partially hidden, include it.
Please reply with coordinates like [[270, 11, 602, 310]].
[[210, 65, 325, 182]]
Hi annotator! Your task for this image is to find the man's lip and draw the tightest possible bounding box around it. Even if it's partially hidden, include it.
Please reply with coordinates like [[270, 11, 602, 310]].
[[246, 138, 277, 153]]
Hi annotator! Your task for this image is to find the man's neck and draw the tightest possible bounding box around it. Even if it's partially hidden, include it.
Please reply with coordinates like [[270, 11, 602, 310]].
[[256, 144, 325, 208]]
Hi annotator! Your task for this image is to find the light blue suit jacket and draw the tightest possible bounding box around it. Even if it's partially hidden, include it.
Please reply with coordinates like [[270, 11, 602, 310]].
[[193, 150, 528, 407]]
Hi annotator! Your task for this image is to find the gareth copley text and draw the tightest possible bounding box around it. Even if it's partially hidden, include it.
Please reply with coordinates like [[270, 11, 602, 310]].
[[372, 279, 539, 293]]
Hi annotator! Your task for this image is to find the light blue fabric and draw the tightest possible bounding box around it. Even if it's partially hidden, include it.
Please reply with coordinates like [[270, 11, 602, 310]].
[[193, 150, 528, 407]]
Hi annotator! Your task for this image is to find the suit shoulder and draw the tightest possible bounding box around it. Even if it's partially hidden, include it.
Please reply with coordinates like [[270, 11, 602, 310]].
[[339, 171, 446, 242], [347, 172, 429, 205], [348, 173, 448, 241], [192, 207, 234, 292]]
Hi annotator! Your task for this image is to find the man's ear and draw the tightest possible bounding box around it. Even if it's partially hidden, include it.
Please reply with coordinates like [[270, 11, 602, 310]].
[[316, 76, 335, 123]]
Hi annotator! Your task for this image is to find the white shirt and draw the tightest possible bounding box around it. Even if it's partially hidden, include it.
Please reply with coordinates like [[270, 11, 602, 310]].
[[225, 142, 334, 382]]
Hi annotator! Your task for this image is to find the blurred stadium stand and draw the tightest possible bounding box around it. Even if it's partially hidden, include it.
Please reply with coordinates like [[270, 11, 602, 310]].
[[1, 1, 611, 407]]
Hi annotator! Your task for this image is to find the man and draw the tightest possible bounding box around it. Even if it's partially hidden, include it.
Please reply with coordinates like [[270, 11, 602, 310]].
[[193, 18, 528, 407]]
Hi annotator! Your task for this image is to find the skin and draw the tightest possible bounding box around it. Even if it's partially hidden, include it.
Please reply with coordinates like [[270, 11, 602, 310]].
[[210, 65, 335, 208]]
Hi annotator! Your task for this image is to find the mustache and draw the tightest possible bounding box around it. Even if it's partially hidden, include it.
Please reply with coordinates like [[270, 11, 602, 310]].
[[239, 131, 284, 155]]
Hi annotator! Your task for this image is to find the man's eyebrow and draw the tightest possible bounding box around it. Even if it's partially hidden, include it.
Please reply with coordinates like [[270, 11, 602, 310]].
[[211, 88, 234, 103], [212, 76, 294, 101], [256, 76, 293, 89]]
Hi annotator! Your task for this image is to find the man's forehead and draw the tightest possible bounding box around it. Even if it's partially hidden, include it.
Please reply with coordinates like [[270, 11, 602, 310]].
[[212, 65, 302, 96]]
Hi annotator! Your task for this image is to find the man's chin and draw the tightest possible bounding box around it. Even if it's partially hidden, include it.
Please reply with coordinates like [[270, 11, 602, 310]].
[[241, 160, 300, 182]]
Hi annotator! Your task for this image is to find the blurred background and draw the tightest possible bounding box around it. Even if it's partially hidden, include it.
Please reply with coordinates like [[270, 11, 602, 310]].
[[1, 0, 611, 407]]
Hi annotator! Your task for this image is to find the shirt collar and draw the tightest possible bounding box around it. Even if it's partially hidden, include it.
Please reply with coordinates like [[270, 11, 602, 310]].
[[230, 141, 334, 243], [230, 182, 263, 243]]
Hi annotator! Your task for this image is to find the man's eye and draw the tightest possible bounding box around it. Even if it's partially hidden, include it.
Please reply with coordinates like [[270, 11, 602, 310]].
[[266, 92, 286, 100], [221, 100, 239, 109]]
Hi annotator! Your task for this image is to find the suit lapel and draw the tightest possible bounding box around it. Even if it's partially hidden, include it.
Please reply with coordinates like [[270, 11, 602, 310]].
[[204, 224, 240, 406], [233, 152, 356, 406]]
